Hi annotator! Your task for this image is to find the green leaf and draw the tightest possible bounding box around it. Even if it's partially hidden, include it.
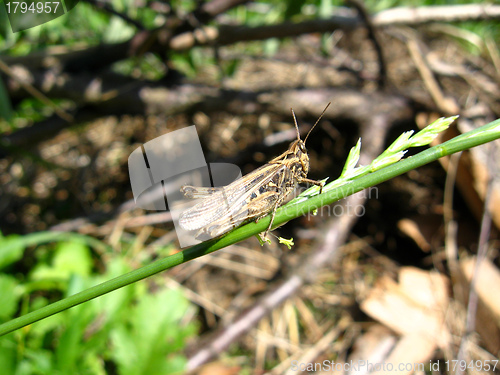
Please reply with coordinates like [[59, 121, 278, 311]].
[[110, 326, 137, 375], [55, 312, 87, 372], [103, 17, 135, 44], [0, 334, 17, 375], [0, 275, 20, 320], [264, 38, 280, 56], [340, 138, 361, 178], [319, 0, 334, 18], [388, 131, 414, 152], [30, 240, 93, 282], [0, 233, 24, 270], [224, 59, 241, 78], [53, 241, 92, 277], [170, 52, 197, 78], [111, 288, 193, 375]]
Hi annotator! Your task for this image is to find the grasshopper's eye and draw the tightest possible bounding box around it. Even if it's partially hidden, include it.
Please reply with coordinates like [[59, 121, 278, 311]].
[[299, 143, 307, 153]]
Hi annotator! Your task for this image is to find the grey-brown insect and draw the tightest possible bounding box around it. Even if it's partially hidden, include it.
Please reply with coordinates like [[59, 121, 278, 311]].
[[179, 103, 330, 241]]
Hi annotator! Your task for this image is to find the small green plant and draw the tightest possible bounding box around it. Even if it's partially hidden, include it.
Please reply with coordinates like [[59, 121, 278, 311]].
[[0, 232, 196, 374], [291, 116, 459, 203]]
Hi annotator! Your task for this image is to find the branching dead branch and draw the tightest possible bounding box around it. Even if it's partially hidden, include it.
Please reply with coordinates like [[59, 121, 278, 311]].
[[0, 87, 411, 153]]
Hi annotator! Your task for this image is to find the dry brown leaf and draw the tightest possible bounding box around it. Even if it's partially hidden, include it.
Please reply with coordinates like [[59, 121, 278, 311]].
[[360, 267, 450, 349]]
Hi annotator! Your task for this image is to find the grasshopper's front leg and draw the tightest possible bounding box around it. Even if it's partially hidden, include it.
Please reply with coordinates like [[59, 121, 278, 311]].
[[299, 177, 324, 194]]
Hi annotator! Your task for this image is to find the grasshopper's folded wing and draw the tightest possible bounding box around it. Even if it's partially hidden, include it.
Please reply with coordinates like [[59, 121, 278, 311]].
[[179, 163, 284, 231], [181, 186, 224, 199]]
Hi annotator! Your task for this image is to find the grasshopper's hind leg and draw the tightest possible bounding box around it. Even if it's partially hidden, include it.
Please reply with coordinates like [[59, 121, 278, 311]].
[[258, 195, 286, 242]]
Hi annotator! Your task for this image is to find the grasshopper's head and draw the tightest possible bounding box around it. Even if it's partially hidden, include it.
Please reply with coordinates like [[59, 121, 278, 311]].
[[287, 138, 310, 175], [289, 103, 331, 175]]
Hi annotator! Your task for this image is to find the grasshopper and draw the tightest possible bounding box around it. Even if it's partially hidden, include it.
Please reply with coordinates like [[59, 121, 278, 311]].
[[179, 103, 330, 241]]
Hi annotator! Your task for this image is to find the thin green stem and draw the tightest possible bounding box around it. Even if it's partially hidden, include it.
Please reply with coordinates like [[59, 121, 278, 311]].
[[0, 118, 498, 337]]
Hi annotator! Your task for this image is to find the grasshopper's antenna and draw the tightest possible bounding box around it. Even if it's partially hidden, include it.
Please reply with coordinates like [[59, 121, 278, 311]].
[[304, 102, 331, 145], [291, 108, 301, 141]]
